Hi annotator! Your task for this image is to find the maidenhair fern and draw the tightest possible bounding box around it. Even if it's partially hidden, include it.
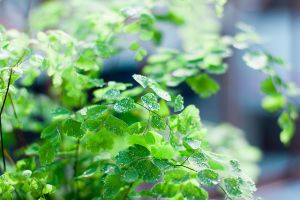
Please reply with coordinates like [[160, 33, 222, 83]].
[[0, 0, 298, 199]]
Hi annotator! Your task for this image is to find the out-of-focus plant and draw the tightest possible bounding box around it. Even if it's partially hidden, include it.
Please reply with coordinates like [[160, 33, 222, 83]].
[[0, 0, 298, 199], [207, 124, 261, 179]]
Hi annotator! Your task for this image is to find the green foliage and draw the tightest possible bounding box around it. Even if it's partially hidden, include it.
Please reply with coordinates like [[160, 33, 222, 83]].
[[141, 93, 160, 111], [0, 0, 298, 199], [198, 169, 219, 186], [114, 97, 136, 113]]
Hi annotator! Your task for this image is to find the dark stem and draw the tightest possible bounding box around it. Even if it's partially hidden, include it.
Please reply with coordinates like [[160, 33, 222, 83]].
[[73, 138, 81, 199], [8, 94, 18, 120], [0, 68, 13, 173], [123, 182, 134, 200], [180, 152, 194, 165], [0, 53, 25, 174], [175, 164, 197, 172], [218, 185, 233, 200]]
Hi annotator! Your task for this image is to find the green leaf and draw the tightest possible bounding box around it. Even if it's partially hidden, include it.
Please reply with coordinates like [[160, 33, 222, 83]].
[[50, 107, 72, 117], [81, 119, 101, 132], [174, 95, 184, 112], [152, 182, 179, 198], [86, 105, 108, 120], [278, 111, 295, 145], [261, 94, 286, 112], [164, 169, 190, 183], [129, 41, 141, 51], [133, 74, 171, 101], [150, 84, 171, 101], [116, 145, 150, 166], [114, 97, 135, 113], [189, 152, 207, 166], [224, 178, 242, 197], [96, 41, 113, 58], [81, 130, 114, 152], [41, 123, 61, 144], [141, 93, 160, 111], [207, 63, 228, 74], [127, 122, 147, 135], [42, 184, 55, 194], [134, 159, 161, 183], [260, 77, 278, 95], [151, 115, 166, 130], [133, 74, 152, 88], [103, 174, 123, 197], [104, 88, 121, 99], [187, 74, 220, 98], [122, 167, 138, 183], [104, 115, 128, 135], [87, 78, 105, 88], [153, 159, 174, 171], [151, 144, 175, 159], [78, 165, 98, 178], [230, 160, 241, 173], [182, 182, 208, 200], [62, 118, 85, 138], [39, 142, 56, 165], [135, 48, 147, 61], [177, 105, 202, 134], [183, 138, 201, 150], [197, 169, 219, 186]]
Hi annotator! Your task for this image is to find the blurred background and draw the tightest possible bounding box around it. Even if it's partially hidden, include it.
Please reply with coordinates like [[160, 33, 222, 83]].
[[1, 0, 300, 199]]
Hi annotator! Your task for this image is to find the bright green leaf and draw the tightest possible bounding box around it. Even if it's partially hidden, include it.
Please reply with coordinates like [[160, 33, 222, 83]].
[[141, 93, 160, 111], [187, 74, 220, 98], [114, 97, 136, 113]]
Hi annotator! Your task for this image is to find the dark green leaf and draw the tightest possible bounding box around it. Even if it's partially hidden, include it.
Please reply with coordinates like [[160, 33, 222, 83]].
[[122, 167, 138, 183], [62, 118, 85, 138], [134, 159, 161, 183], [151, 115, 166, 130], [116, 145, 150, 166], [104, 115, 128, 135], [103, 174, 123, 197]]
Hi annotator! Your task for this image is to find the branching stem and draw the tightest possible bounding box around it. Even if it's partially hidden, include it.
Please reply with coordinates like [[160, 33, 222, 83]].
[[0, 54, 25, 173]]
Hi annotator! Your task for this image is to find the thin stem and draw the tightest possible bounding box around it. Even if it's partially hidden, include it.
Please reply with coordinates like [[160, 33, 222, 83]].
[[8, 93, 18, 120], [143, 110, 151, 134], [0, 77, 17, 120], [0, 53, 25, 173], [123, 182, 134, 200], [0, 68, 13, 172], [136, 102, 171, 135], [33, 177, 46, 199], [175, 164, 197, 172], [73, 138, 81, 199], [180, 152, 194, 166], [218, 185, 233, 200], [166, 121, 173, 141]]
